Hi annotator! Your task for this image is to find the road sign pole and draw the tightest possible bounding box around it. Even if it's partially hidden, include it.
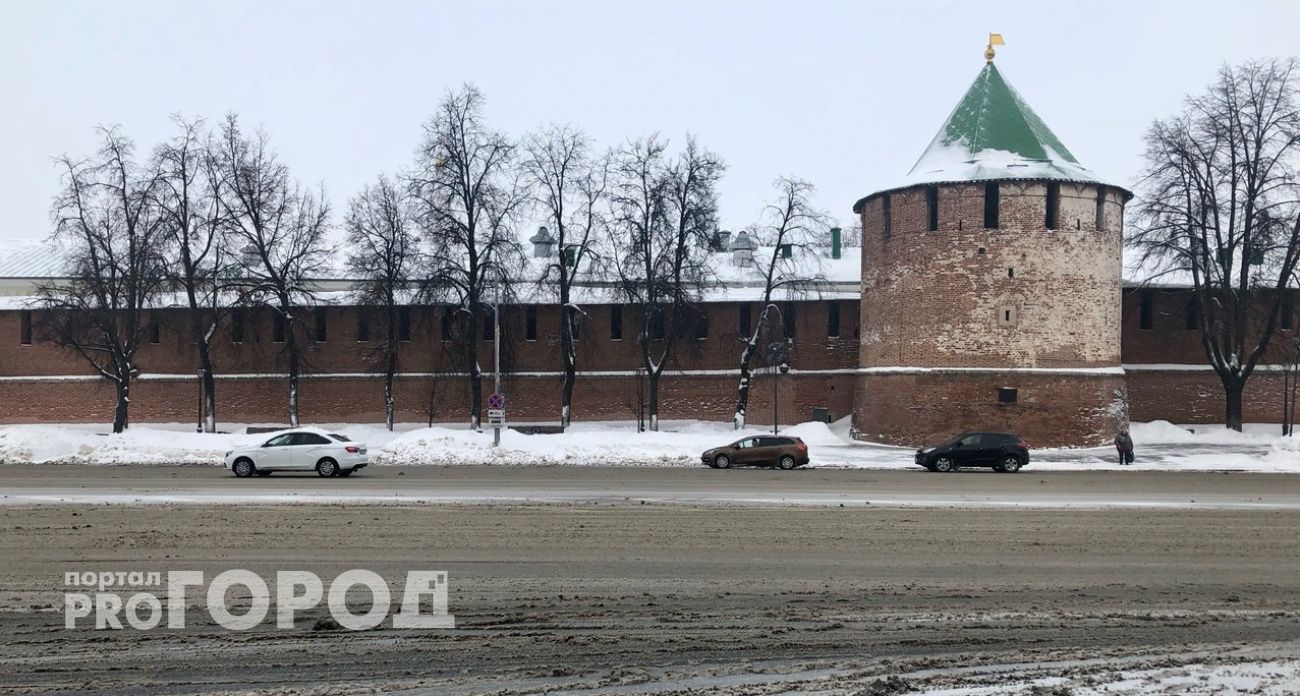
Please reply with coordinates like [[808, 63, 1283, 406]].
[[493, 283, 501, 448]]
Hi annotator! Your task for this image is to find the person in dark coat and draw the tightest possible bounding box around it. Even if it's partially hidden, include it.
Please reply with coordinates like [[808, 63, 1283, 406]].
[[1114, 429, 1135, 465]]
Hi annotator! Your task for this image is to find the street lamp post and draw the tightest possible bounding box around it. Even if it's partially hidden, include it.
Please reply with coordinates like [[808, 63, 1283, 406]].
[[767, 340, 791, 435], [764, 348, 774, 437], [763, 303, 792, 436]]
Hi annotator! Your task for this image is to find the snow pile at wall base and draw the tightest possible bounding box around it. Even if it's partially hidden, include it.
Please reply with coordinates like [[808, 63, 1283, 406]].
[[1131, 420, 1279, 446]]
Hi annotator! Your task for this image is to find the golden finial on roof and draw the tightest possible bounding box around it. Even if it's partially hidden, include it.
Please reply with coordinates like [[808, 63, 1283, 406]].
[[985, 33, 1004, 62]]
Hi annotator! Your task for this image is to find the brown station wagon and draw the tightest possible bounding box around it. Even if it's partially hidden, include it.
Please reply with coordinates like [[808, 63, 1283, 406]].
[[702, 436, 809, 470]]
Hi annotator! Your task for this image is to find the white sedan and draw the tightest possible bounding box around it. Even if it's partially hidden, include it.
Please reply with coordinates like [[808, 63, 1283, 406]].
[[224, 428, 369, 478]]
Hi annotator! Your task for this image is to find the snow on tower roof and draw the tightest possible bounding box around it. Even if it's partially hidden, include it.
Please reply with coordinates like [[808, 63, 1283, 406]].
[[853, 62, 1129, 212]]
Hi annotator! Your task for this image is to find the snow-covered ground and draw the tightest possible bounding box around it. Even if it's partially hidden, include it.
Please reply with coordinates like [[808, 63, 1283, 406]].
[[0, 418, 1298, 471], [891, 653, 1300, 695]]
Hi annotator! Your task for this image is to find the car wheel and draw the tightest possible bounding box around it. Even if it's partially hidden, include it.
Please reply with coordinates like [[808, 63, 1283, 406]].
[[232, 458, 256, 478], [256, 470, 272, 477], [778, 455, 797, 470], [999, 456, 1022, 473], [338, 469, 354, 478], [714, 454, 732, 469], [933, 456, 957, 473], [316, 458, 339, 478]]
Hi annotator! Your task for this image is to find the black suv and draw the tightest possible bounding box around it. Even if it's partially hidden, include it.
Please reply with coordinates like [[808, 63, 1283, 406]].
[[914, 432, 1030, 473]]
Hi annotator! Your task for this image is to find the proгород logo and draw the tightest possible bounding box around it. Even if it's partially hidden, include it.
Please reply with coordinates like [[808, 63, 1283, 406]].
[[62, 569, 455, 630]]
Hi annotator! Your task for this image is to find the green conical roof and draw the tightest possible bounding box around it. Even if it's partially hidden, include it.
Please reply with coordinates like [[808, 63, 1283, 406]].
[[881, 63, 1117, 198], [920, 63, 1079, 164]]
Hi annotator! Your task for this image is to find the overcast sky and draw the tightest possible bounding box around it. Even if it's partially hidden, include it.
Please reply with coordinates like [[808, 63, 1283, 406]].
[[3, 0, 1299, 242]]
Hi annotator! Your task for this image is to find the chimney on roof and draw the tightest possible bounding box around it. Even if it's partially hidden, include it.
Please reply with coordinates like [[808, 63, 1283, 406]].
[[830, 227, 842, 259], [730, 230, 757, 266], [530, 226, 556, 258]]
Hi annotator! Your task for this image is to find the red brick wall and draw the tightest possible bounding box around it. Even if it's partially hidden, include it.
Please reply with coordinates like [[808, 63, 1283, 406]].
[[0, 300, 858, 426], [0, 300, 860, 377], [1125, 370, 1289, 425], [1120, 287, 1298, 365], [854, 371, 1128, 448]]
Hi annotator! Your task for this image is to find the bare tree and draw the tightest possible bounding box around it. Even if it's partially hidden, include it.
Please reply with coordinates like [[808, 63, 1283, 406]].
[[38, 128, 168, 433], [1129, 58, 1300, 430], [152, 116, 228, 432], [411, 85, 527, 430], [610, 135, 723, 430], [212, 114, 332, 427], [733, 177, 828, 429], [346, 175, 420, 430], [523, 124, 609, 429]]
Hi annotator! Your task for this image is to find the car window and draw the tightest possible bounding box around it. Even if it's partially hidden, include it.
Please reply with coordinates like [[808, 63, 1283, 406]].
[[736, 438, 757, 449], [294, 433, 331, 445], [264, 434, 294, 447], [759, 437, 787, 447], [328, 433, 351, 442]]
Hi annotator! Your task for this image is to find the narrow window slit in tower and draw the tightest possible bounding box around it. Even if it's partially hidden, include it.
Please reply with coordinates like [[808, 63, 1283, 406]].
[[441, 307, 454, 341], [1095, 188, 1107, 231], [983, 182, 1000, 229], [398, 306, 411, 342], [926, 186, 939, 231], [1045, 183, 1060, 230], [19, 310, 32, 345], [610, 305, 623, 340], [1185, 294, 1199, 330], [356, 314, 370, 342], [314, 307, 327, 342]]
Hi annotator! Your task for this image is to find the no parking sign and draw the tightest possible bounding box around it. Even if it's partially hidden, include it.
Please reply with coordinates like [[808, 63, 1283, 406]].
[[488, 393, 506, 423]]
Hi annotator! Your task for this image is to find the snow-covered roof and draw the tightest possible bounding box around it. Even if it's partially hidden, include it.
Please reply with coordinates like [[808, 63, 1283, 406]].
[[0, 239, 72, 279], [0, 237, 863, 304], [854, 62, 1129, 212]]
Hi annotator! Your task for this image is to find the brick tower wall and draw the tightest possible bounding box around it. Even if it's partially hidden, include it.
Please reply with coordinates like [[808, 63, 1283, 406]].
[[853, 181, 1128, 447]]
